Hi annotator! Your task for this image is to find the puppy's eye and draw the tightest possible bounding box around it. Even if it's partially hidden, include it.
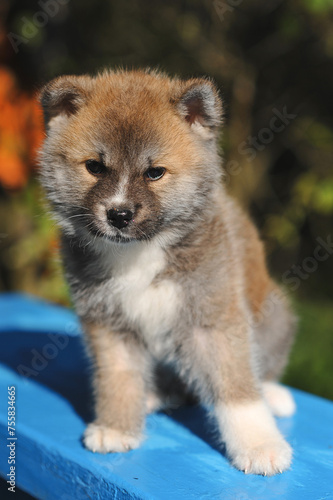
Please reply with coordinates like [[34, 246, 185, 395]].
[[85, 160, 105, 176], [145, 167, 166, 181]]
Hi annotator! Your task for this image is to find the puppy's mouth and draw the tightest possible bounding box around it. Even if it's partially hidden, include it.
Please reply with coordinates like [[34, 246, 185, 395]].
[[86, 219, 153, 244], [77, 209, 155, 244], [87, 224, 136, 244], [101, 232, 136, 244]]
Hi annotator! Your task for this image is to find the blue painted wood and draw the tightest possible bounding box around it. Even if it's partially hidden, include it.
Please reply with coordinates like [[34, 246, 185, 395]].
[[0, 293, 81, 336], [0, 293, 333, 499]]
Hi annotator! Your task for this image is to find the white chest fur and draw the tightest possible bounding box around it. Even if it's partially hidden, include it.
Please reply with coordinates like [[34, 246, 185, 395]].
[[106, 241, 181, 354]]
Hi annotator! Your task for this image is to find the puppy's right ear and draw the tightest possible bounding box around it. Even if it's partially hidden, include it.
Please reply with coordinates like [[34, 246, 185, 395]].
[[39, 75, 94, 127]]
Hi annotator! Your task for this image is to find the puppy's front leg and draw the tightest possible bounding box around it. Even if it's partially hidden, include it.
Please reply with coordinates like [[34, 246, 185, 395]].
[[82, 323, 147, 453], [187, 314, 292, 475], [217, 396, 292, 475]]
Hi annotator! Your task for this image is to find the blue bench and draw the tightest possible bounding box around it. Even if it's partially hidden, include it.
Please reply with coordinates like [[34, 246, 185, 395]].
[[0, 293, 332, 499]]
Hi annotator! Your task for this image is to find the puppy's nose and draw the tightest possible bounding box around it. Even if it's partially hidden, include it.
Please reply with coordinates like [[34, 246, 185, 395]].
[[107, 208, 133, 230]]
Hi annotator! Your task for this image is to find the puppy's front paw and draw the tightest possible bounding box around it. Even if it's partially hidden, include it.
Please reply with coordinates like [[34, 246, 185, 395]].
[[218, 400, 293, 476], [231, 437, 292, 476], [263, 382, 296, 417], [83, 423, 142, 453]]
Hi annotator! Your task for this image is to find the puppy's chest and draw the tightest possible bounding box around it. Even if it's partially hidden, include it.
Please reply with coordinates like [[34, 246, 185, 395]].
[[108, 243, 181, 352]]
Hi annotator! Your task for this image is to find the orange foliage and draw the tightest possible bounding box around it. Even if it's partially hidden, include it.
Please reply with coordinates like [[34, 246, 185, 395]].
[[0, 67, 45, 190]]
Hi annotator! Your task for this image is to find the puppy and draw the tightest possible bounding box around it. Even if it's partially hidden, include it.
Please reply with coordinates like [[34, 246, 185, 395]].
[[39, 69, 296, 475]]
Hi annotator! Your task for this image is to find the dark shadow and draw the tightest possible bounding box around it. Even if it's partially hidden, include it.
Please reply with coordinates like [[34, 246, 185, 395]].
[[0, 331, 94, 423], [0, 478, 36, 500], [164, 405, 226, 455]]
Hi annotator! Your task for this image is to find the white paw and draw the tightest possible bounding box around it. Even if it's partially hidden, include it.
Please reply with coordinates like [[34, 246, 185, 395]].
[[216, 400, 293, 476], [263, 382, 296, 417], [231, 437, 292, 476], [83, 424, 142, 453]]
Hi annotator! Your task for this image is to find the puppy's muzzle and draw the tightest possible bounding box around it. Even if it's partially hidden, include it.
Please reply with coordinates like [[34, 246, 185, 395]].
[[107, 208, 133, 230]]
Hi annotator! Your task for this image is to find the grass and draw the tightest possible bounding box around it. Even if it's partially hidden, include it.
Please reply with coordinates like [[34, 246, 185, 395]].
[[283, 299, 333, 401]]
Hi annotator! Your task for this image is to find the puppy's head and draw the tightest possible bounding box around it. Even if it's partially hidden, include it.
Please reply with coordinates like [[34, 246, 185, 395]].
[[39, 69, 222, 244]]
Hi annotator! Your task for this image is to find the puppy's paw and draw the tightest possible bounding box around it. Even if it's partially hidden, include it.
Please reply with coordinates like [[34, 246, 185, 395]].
[[217, 400, 293, 476], [263, 382, 296, 417], [83, 424, 142, 453], [231, 437, 292, 476]]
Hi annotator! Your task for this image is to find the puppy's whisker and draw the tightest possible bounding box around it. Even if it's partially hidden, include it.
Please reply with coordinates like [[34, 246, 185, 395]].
[[68, 205, 90, 211], [66, 213, 94, 220], [135, 225, 149, 241]]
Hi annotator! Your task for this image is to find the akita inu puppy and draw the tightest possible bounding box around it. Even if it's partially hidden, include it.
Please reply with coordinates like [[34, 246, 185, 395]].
[[39, 69, 296, 475]]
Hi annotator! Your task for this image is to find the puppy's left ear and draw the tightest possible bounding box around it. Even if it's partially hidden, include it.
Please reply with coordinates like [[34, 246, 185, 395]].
[[175, 79, 222, 137]]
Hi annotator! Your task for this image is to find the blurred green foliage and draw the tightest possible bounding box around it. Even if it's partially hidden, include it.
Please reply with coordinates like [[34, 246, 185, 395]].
[[0, 180, 69, 303], [0, 0, 332, 397], [284, 300, 333, 400]]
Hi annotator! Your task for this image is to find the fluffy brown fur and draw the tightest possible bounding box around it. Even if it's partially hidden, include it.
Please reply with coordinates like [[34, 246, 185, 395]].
[[39, 69, 296, 475]]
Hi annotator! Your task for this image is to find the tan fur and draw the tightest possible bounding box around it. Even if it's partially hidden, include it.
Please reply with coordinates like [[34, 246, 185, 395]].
[[39, 69, 296, 475], [83, 322, 147, 436]]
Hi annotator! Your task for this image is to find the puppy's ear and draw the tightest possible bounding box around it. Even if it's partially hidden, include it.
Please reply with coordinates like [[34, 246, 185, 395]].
[[39, 75, 94, 127], [175, 79, 222, 137]]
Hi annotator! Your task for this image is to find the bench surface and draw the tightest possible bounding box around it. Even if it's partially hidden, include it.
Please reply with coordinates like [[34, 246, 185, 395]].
[[0, 293, 332, 500]]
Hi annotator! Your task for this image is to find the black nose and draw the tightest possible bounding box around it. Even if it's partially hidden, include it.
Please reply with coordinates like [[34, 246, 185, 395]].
[[107, 208, 133, 230]]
